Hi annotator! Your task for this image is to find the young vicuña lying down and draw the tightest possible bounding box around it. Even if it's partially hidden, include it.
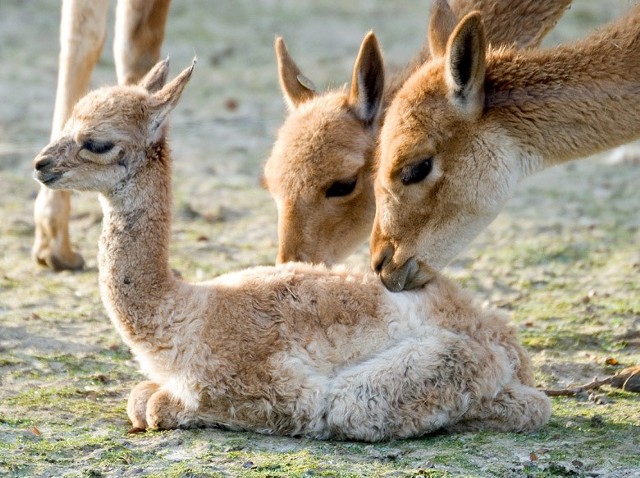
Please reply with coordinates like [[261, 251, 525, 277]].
[[32, 60, 550, 441]]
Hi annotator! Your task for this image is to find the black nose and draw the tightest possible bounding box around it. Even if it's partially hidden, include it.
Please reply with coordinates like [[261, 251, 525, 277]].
[[34, 157, 52, 171]]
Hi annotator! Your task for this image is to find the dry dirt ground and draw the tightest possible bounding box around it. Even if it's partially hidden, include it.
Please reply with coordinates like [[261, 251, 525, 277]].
[[0, 1, 638, 477]]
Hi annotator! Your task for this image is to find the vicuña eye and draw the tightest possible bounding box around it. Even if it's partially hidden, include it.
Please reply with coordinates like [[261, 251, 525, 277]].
[[326, 178, 357, 198], [401, 158, 433, 185], [82, 140, 115, 154]]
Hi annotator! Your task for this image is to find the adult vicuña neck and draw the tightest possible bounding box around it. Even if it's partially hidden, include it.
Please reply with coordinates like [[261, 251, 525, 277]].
[[485, 9, 640, 172]]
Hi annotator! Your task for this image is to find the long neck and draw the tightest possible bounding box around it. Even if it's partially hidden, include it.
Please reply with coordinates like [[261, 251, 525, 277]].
[[486, 8, 640, 171], [385, 0, 572, 112], [98, 141, 176, 343], [453, 0, 571, 49]]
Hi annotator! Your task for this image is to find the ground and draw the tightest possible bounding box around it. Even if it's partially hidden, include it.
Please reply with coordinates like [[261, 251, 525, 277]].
[[0, 0, 638, 476]]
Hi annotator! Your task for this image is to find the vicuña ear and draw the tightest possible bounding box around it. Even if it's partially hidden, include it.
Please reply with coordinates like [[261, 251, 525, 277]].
[[428, 0, 457, 58], [148, 59, 196, 142], [445, 12, 486, 117], [139, 57, 170, 93], [275, 36, 317, 110], [348, 31, 384, 127]]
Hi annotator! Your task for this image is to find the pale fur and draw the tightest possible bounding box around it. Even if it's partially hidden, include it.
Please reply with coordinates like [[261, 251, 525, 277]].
[[32, 62, 550, 441], [263, 0, 572, 265], [32, 0, 171, 271], [371, 5, 640, 292]]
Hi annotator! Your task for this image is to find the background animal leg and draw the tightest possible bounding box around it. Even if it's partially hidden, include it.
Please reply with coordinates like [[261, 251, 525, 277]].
[[114, 0, 171, 85], [32, 0, 109, 270]]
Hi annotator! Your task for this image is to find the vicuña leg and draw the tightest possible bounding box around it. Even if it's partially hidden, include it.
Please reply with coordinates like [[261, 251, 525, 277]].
[[449, 384, 552, 433], [127, 380, 160, 430], [128, 380, 199, 431], [34, 0, 171, 270], [145, 389, 197, 430], [114, 0, 171, 85], [325, 332, 512, 441], [32, 0, 109, 270]]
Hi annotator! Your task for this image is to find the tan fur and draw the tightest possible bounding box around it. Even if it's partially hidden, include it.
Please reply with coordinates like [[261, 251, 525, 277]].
[[32, 0, 170, 271], [264, 0, 571, 266], [32, 62, 550, 440], [372, 6, 640, 291]]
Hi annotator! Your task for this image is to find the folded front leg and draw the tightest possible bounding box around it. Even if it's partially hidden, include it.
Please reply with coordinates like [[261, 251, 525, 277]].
[[127, 380, 205, 431], [127, 380, 160, 430], [448, 383, 551, 433]]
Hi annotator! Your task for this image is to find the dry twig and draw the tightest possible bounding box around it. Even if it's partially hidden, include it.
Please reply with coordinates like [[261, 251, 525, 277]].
[[543, 377, 613, 397], [542, 366, 640, 397]]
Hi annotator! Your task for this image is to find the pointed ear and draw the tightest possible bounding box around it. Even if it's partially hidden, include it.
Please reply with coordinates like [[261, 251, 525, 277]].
[[348, 31, 384, 127], [139, 57, 171, 93], [147, 59, 196, 141], [445, 12, 486, 117], [428, 0, 457, 58], [275, 36, 317, 110]]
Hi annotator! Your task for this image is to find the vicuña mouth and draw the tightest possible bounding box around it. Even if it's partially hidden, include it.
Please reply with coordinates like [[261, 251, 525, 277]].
[[381, 257, 434, 292], [403, 262, 434, 290], [34, 170, 61, 185]]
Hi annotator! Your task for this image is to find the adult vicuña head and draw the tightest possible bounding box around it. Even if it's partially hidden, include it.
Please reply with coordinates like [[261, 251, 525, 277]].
[[372, 5, 640, 291]]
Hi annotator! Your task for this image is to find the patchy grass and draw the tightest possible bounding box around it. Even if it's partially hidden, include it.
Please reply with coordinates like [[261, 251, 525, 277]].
[[0, 0, 638, 476]]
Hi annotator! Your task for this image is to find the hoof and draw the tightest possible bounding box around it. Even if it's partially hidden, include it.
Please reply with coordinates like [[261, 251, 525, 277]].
[[32, 245, 85, 271]]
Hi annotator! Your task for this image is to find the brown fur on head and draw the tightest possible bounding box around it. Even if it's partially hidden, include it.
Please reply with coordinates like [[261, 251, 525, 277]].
[[372, 12, 491, 292], [31, 0, 172, 272], [264, 33, 384, 265], [372, 5, 640, 292], [33, 59, 194, 195]]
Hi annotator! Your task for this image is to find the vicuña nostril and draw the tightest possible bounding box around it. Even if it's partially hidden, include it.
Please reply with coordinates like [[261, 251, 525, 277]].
[[373, 247, 390, 274], [34, 157, 52, 171]]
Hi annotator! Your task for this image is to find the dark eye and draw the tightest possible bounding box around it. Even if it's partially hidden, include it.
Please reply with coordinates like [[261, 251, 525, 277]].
[[325, 178, 357, 198], [82, 140, 115, 154], [401, 158, 433, 185]]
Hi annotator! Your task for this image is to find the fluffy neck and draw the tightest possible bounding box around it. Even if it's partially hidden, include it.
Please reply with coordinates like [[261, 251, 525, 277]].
[[98, 141, 176, 343], [485, 8, 640, 172]]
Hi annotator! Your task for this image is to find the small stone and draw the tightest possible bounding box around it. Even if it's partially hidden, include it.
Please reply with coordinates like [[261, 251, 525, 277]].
[[225, 98, 238, 111]]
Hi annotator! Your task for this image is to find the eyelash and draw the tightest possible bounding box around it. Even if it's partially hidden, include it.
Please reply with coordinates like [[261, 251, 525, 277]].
[[325, 178, 357, 198], [82, 140, 115, 154], [401, 158, 433, 185]]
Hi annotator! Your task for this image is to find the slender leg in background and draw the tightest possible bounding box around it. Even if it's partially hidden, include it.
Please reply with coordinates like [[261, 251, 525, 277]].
[[34, 0, 171, 270], [114, 0, 171, 85], [33, 0, 109, 271]]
